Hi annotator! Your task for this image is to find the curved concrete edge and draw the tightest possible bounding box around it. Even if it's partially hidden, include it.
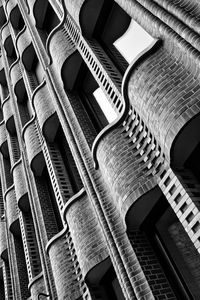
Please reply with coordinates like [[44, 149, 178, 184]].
[[21, 116, 36, 141], [4, 183, 15, 200], [45, 226, 68, 256], [1, 94, 10, 107], [11, 157, 22, 174], [63, 187, 86, 221], [46, 188, 85, 255], [28, 271, 43, 291], [8, 55, 20, 79], [31, 79, 46, 110], [46, 0, 66, 66]]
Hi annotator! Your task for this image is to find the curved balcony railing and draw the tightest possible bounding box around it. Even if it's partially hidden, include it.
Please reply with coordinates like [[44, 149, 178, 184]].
[[16, 27, 35, 70], [32, 81, 59, 142], [1, 23, 13, 57], [46, 228, 82, 300], [47, 25, 81, 91], [22, 119, 45, 176], [0, 55, 6, 86], [2, 96, 15, 134], [13, 159, 30, 212], [6, 0, 22, 30], [63, 189, 109, 282], [125, 43, 200, 167], [0, 221, 8, 261], [10, 60, 26, 102], [28, 272, 47, 300], [5, 186, 20, 235], [88, 41, 161, 221], [0, 121, 8, 157]]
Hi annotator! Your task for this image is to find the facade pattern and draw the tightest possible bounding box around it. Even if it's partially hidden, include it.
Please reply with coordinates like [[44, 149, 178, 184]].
[[0, 0, 199, 299]]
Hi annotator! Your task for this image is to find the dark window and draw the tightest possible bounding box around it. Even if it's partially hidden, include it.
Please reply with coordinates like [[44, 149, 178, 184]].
[[75, 64, 114, 132], [43, 4, 59, 35], [100, 266, 125, 300], [54, 126, 83, 194], [142, 196, 200, 300]]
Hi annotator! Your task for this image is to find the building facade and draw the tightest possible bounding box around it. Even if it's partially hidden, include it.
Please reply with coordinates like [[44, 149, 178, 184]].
[[0, 0, 200, 299]]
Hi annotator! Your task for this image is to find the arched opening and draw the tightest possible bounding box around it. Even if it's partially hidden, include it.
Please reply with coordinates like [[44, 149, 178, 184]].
[[126, 188, 200, 299], [3, 155, 13, 189], [171, 114, 200, 170], [92, 1, 154, 75], [93, 1, 130, 74], [62, 58, 117, 139], [9, 5, 25, 32], [11, 225, 30, 299], [86, 259, 125, 300], [34, 166, 63, 239], [33, 0, 59, 46], [25, 49, 45, 92]]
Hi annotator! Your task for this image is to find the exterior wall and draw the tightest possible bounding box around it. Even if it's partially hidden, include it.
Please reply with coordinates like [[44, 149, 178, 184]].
[[0, 0, 199, 299]]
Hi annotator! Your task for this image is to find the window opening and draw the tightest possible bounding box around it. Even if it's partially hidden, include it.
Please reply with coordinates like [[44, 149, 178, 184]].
[[114, 20, 154, 63], [142, 196, 200, 299], [93, 88, 117, 123]]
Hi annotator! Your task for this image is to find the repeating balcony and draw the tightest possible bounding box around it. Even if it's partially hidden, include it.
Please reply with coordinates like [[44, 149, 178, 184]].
[[29, 273, 47, 300], [10, 60, 26, 102], [47, 26, 81, 90], [5, 186, 20, 235], [6, 0, 21, 30], [32, 82, 59, 142], [0, 221, 8, 261], [2, 96, 15, 134], [0, 56, 6, 86], [22, 120, 45, 176], [0, 121, 8, 158], [46, 229, 82, 300], [8, 133, 20, 169], [16, 27, 35, 70], [63, 189, 109, 282], [125, 43, 200, 167], [13, 160, 30, 212], [1, 23, 13, 57]]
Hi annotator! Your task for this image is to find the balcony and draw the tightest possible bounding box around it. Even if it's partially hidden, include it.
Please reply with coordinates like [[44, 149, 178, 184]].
[[29, 273, 47, 300], [1, 23, 13, 57], [2, 96, 15, 135], [63, 189, 109, 282], [124, 42, 200, 167], [46, 228, 82, 300], [13, 160, 30, 212], [0, 56, 6, 86], [0, 121, 8, 158], [22, 120, 45, 176], [6, 0, 21, 30], [32, 82, 59, 142], [5, 186, 20, 235], [47, 26, 81, 90], [16, 27, 35, 70], [0, 222, 8, 261], [10, 61, 26, 102]]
